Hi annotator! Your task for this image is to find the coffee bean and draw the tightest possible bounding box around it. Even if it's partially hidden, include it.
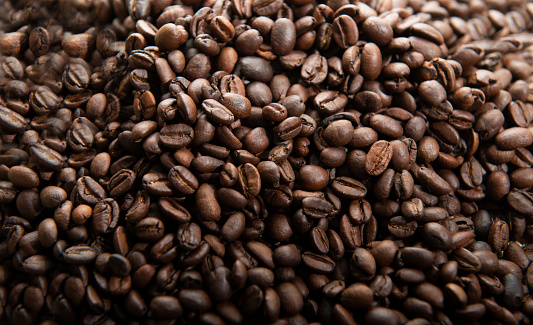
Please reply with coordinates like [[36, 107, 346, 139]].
[[159, 124, 194, 149], [331, 177, 367, 199], [108, 169, 135, 196], [276, 282, 303, 316], [340, 283, 374, 310], [301, 252, 335, 273], [360, 43, 382, 80], [135, 217, 165, 242], [29, 144, 65, 171], [423, 222, 452, 251], [388, 216, 417, 238], [141, 173, 173, 196], [365, 140, 393, 176], [92, 198, 120, 234], [297, 165, 328, 191], [332, 15, 358, 49], [365, 307, 401, 325], [488, 220, 510, 253], [301, 54, 327, 85], [350, 247, 376, 281], [77, 176, 106, 204], [37, 218, 58, 248], [63, 246, 97, 265], [271, 18, 296, 56], [8, 166, 40, 188], [168, 166, 199, 195]]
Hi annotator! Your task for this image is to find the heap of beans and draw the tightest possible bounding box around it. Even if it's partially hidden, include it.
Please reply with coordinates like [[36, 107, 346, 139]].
[[1, 0, 533, 324]]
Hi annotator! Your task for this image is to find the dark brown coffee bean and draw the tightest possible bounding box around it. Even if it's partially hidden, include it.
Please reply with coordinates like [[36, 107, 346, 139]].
[[142, 173, 174, 196], [29, 144, 65, 171], [8, 166, 40, 188], [314, 91, 348, 115], [273, 244, 301, 267], [423, 222, 452, 251], [496, 127, 533, 150], [488, 220, 510, 253], [365, 140, 393, 176], [296, 165, 329, 191], [108, 169, 135, 196], [350, 247, 376, 281], [155, 23, 188, 52], [159, 124, 194, 149], [302, 252, 335, 274], [271, 18, 296, 56], [507, 188, 533, 216], [135, 217, 165, 242], [301, 53, 327, 85], [388, 216, 417, 238], [168, 166, 199, 195], [322, 120, 354, 147], [63, 246, 97, 265], [21, 255, 55, 275], [275, 116, 302, 141], [178, 289, 212, 313], [360, 43, 382, 80], [92, 198, 120, 235], [196, 183, 221, 221], [416, 167, 453, 196], [331, 177, 367, 199], [237, 163, 261, 198], [37, 218, 58, 248], [235, 56, 273, 83], [340, 283, 374, 310], [156, 198, 189, 225], [276, 282, 304, 316], [332, 15, 358, 49], [220, 211, 245, 242], [365, 307, 401, 325], [77, 176, 106, 204], [202, 99, 235, 125], [450, 248, 482, 274]]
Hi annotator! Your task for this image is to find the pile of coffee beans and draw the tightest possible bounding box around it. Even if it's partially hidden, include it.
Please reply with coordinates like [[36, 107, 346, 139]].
[[1, 0, 533, 324]]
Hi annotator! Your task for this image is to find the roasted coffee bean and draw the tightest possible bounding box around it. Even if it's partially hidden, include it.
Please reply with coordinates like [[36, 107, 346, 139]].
[[416, 167, 453, 196], [37, 218, 58, 248], [168, 166, 199, 195], [142, 173, 174, 196], [423, 222, 452, 251], [108, 169, 135, 196], [8, 166, 40, 188], [495, 127, 533, 150], [297, 165, 328, 191], [89, 200, 118, 236], [77, 176, 106, 204], [340, 283, 374, 310], [488, 220, 510, 253], [331, 177, 367, 199], [388, 216, 417, 238], [302, 252, 335, 274], [276, 282, 303, 316], [332, 15, 358, 49], [360, 43, 382, 80], [271, 18, 296, 56], [365, 141, 393, 176], [196, 183, 221, 220], [159, 124, 194, 149], [135, 217, 165, 242], [63, 246, 97, 265], [29, 144, 65, 171], [301, 53, 327, 85]]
